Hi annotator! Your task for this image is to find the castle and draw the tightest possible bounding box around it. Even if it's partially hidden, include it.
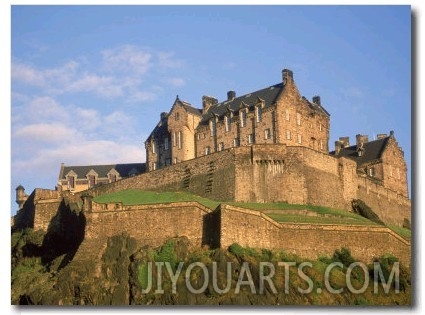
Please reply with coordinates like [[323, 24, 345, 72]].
[[12, 68, 411, 267]]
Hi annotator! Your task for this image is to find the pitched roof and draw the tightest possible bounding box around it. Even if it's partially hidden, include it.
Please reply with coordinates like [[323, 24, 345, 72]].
[[200, 83, 284, 124], [179, 100, 202, 116], [145, 117, 169, 143], [331, 137, 390, 165], [60, 163, 146, 179]]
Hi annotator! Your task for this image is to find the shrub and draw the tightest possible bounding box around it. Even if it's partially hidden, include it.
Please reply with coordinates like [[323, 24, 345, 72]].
[[351, 199, 385, 225]]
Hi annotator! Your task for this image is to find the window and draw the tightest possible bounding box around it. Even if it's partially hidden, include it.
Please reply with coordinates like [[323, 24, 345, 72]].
[[225, 115, 231, 132], [256, 106, 262, 123], [174, 157, 178, 164], [248, 134, 254, 144], [265, 129, 271, 140], [164, 137, 169, 150], [240, 111, 247, 127], [197, 133, 201, 140], [109, 174, 117, 183], [319, 123, 323, 131], [152, 141, 156, 154], [233, 138, 240, 147], [210, 119, 216, 136], [173, 132, 177, 147], [153, 162, 158, 170], [205, 146, 211, 155], [175, 112, 180, 121], [218, 142, 224, 151], [68, 176, 75, 189], [297, 134, 302, 144], [178, 131, 182, 149], [285, 109, 290, 121], [286, 130, 291, 140], [296, 113, 301, 126], [320, 140, 324, 150], [88, 175, 96, 188], [368, 168, 375, 177]]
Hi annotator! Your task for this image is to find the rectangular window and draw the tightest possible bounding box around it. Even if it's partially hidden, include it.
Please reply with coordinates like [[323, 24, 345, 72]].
[[153, 162, 158, 170], [225, 116, 231, 132], [205, 146, 211, 155], [369, 168, 375, 177], [178, 131, 182, 149], [152, 141, 156, 154], [319, 123, 322, 131], [248, 134, 254, 144], [164, 137, 169, 150], [173, 132, 177, 147], [286, 130, 291, 140], [285, 109, 290, 121], [256, 106, 262, 123], [233, 138, 240, 147], [265, 129, 271, 140], [210, 120, 216, 136], [88, 175, 96, 188], [296, 113, 301, 126], [68, 176, 75, 189], [218, 142, 224, 151], [320, 140, 324, 150], [174, 157, 178, 164], [297, 134, 302, 144], [240, 111, 247, 127]]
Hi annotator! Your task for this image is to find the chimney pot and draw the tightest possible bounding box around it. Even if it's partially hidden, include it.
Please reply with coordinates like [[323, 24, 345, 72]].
[[282, 68, 293, 85], [227, 90, 236, 101], [377, 133, 388, 140], [339, 137, 350, 148], [356, 134, 369, 146]]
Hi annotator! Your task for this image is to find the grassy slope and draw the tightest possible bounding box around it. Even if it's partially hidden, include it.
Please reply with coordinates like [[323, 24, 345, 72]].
[[93, 189, 411, 238]]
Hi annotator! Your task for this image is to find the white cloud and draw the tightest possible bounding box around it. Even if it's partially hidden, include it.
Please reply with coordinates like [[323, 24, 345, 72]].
[[26, 96, 69, 123], [167, 77, 186, 87], [157, 51, 183, 69], [12, 63, 45, 87], [14, 123, 76, 143], [102, 45, 153, 75], [66, 73, 123, 98], [127, 90, 157, 103]]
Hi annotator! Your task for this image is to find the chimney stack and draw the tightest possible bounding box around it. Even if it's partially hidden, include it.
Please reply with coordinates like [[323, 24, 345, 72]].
[[160, 112, 168, 121], [377, 133, 387, 140], [356, 134, 369, 146], [282, 68, 293, 85], [227, 90, 236, 101], [312, 96, 321, 105], [202, 96, 218, 114], [339, 137, 350, 148], [335, 141, 342, 155]]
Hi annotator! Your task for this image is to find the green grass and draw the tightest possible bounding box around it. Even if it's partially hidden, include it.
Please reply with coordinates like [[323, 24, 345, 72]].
[[94, 189, 221, 209], [386, 224, 411, 240], [94, 189, 381, 227]]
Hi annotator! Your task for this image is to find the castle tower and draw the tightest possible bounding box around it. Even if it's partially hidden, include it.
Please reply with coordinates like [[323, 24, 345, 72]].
[[15, 185, 28, 209]]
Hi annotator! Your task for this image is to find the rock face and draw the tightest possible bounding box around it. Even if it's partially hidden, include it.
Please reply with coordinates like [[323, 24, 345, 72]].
[[12, 230, 411, 306]]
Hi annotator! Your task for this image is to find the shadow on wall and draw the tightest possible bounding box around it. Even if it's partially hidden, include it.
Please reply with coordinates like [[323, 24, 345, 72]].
[[41, 199, 86, 270], [202, 206, 221, 248], [12, 191, 36, 231]]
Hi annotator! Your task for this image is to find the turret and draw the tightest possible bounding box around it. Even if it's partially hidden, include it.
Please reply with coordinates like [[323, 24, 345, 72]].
[[15, 185, 28, 209]]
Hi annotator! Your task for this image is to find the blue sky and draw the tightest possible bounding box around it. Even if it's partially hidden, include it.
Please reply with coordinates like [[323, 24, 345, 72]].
[[10, 5, 411, 214]]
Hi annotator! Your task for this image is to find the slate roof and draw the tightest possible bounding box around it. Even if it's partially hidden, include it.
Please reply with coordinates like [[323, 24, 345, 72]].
[[145, 117, 169, 143], [199, 82, 329, 125], [330, 137, 390, 165], [60, 163, 146, 179], [179, 100, 202, 116]]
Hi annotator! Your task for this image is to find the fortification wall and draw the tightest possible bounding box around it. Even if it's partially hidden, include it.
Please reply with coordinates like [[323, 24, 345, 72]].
[[357, 176, 411, 226], [81, 149, 236, 202], [219, 205, 411, 266], [84, 201, 213, 248], [32, 189, 62, 231]]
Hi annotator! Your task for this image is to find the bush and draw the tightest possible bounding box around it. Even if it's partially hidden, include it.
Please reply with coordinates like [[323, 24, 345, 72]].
[[154, 240, 177, 269], [351, 199, 385, 225]]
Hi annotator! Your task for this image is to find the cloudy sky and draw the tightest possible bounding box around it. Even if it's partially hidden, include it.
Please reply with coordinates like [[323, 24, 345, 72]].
[[9, 5, 412, 214]]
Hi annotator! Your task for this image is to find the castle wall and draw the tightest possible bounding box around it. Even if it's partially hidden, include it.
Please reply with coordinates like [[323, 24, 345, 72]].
[[219, 205, 411, 267], [84, 201, 212, 248]]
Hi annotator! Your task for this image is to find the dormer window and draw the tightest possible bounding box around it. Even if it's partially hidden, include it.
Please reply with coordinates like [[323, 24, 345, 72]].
[[68, 176, 75, 189], [240, 110, 247, 127], [88, 175, 96, 188]]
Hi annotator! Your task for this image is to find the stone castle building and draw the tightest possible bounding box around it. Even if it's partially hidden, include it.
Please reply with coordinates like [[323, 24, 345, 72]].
[[144, 68, 408, 199]]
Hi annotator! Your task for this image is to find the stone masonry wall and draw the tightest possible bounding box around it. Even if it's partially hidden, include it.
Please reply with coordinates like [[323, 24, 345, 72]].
[[219, 205, 411, 267], [84, 201, 212, 248]]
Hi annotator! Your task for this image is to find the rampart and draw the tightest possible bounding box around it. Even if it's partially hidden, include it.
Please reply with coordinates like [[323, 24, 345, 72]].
[[64, 144, 410, 227]]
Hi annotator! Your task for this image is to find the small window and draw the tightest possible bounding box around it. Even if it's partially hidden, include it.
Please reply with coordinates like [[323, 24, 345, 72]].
[[319, 123, 322, 131], [164, 137, 169, 150], [296, 113, 301, 126], [173, 132, 177, 147], [320, 140, 324, 150], [68, 176, 75, 189], [210, 119, 216, 136], [218, 142, 224, 151], [368, 168, 375, 177], [178, 131, 182, 149], [233, 138, 240, 147], [265, 129, 271, 140], [248, 134, 254, 144], [256, 106, 262, 123], [286, 130, 291, 140], [285, 109, 290, 121], [152, 141, 156, 154], [240, 111, 247, 127], [297, 134, 302, 144], [174, 157, 178, 164], [205, 146, 211, 155], [153, 162, 158, 170], [225, 115, 231, 132], [175, 112, 180, 121]]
